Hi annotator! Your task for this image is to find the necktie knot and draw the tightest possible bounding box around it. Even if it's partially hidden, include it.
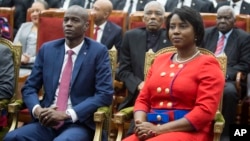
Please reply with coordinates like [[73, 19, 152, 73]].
[[232, 3, 236, 8], [95, 26, 100, 31]]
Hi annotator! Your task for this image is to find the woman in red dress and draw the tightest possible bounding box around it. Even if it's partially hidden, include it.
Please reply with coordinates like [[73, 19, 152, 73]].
[[123, 5, 225, 141]]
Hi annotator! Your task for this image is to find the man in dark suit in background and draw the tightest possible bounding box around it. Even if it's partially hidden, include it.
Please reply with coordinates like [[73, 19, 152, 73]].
[[201, 5, 250, 141], [165, 0, 215, 13], [111, 0, 153, 14], [216, 0, 250, 15], [0, 21, 14, 130], [91, 0, 122, 59], [45, 0, 86, 9], [117, 1, 172, 136], [4, 5, 114, 141]]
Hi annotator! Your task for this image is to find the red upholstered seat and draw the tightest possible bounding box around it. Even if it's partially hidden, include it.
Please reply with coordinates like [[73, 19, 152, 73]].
[[36, 9, 94, 51], [37, 16, 64, 51], [108, 10, 128, 34]]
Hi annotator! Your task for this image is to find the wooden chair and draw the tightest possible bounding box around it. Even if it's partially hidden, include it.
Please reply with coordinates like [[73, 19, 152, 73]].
[[113, 47, 227, 141], [108, 10, 128, 34], [93, 46, 118, 141], [0, 7, 15, 40], [7, 9, 95, 133], [0, 38, 22, 127]]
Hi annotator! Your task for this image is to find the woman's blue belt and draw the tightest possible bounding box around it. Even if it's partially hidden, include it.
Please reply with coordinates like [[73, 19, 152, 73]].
[[147, 109, 190, 124]]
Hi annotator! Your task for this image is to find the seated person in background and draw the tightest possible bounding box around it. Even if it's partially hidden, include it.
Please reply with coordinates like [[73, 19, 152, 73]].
[[123, 6, 225, 141], [111, 0, 153, 14], [14, 0, 48, 69], [0, 17, 14, 130], [165, 0, 216, 13], [91, 0, 122, 59], [45, 0, 89, 9], [3, 5, 113, 141], [117, 1, 172, 136], [216, 0, 250, 15], [201, 5, 250, 140]]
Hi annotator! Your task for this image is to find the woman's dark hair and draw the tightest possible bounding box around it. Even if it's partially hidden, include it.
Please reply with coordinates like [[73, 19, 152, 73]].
[[165, 6, 204, 46]]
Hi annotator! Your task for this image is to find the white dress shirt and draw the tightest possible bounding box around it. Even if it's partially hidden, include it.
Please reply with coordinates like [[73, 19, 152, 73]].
[[123, 0, 138, 14], [94, 22, 107, 42], [230, 0, 243, 15], [177, 0, 192, 8]]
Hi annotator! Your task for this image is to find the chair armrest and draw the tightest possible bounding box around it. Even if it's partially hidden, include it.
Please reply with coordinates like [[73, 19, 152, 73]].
[[8, 99, 24, 132], [114, 106, 133, 141], [213, 111, 225, 141], [93, 106, 110, 141], [8, 99, 24, 113], [0, 99, 10, 110]]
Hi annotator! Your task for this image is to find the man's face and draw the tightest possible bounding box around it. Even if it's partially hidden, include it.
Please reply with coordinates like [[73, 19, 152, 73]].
[[143, 5, 164, 32], [216, 10, 235, 34], [63, 10, 89, 40]]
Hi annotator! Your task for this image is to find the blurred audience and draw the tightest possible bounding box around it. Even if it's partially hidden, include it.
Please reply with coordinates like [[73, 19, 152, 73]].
[[216, 0, 250, 15], [14, 0, 48, 70], [45, 0, 94, 9], [165, 0, 215, 13], [201, 5, 250, 140], [111, 0, 153, 14]]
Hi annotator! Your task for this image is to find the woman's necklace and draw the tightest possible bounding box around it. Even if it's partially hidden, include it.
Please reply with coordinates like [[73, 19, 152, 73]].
[[175, 50, 200, 63]]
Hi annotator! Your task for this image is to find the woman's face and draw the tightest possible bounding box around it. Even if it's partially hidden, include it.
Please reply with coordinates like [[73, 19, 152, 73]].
[[30, 2, 46, 25], [168, 14, 196, 48]]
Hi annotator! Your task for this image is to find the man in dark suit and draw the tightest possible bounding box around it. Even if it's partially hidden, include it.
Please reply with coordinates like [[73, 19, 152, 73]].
[[117, 1, 172, 136], [0, 19, 14, 100], [111, 0, 153, 14], [0, 33, 14, 130], [216, 0, 250, 15], [4, 5, 114, 141], [201, 5, 250, 141], [165, 0, 216, 13], [91, 0, 122, 59]]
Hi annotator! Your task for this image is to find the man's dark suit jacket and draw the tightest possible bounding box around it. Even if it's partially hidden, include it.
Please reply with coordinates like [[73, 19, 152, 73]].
[[0, 44, 14, 99], [101, 21, 122, 59], [165, 0, 215, 13], [118, 27, 172, 110], [201, 26, 250, 80], [0, 0, 14, 6], [216, 1, 250, 15], [22, 37, 114, 140], [111, 0, 153, 13], [45, 0, 85, 8]]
